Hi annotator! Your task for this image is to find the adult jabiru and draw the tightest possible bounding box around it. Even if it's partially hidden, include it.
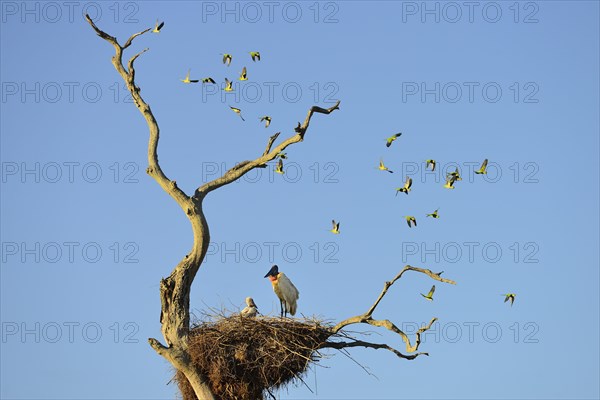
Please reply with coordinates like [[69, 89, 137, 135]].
[[264, 265, 299, 318]]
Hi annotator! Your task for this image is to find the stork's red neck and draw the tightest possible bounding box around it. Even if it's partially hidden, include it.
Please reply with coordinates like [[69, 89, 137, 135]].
[[268, 274, 278, 283]]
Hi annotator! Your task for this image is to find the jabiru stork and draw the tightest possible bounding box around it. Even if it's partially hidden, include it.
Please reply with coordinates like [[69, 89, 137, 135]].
[[264, 265, 299, 318]]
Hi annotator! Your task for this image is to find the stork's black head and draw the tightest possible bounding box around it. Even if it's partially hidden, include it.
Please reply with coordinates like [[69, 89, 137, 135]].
[[264, 264, 279, 278]]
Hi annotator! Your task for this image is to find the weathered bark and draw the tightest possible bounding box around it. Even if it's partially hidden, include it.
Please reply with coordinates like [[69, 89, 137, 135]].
[[86, 16, 458, 398], [86, 15, 340, 399], [321, 265, 456, 360]]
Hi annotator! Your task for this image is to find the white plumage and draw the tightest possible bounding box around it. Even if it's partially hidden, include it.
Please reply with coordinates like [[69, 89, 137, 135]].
[[241, 297, 259, 317], [273, 272, 299, 316], [264, 265, 300, 317]]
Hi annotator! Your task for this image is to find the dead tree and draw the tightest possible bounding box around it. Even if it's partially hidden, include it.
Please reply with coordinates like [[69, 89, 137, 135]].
[[86, 17, 456, 400]]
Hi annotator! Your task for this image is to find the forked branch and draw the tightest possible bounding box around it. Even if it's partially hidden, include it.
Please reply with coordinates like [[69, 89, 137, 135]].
[[323, 265, 456, 359], [195, 100, 341, 198], [85, 14, 189, 210], [86, 15, 341, 400]]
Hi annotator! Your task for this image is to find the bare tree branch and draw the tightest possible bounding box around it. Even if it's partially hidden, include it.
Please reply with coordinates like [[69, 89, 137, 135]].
[[84, 14, 189, 209], [263, 131, 281, 156], [325, 266, 455, 358], [364, 265, 456, 318], [123, 28, 152, 49], [128, 48, 149, 73], [86, 15, 340, 400], [86, 15, 216, 399], [85, 15, 452, 390], [333, 265, 455, 333], [320, 340, 429, 360], [86, 16, 442, 393], [148, 337, 171, 357], [85, 14, 118, 46], [195, 100, 340, 198]]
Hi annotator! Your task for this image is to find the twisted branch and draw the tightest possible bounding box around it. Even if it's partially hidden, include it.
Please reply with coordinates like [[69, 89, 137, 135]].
[[85, 14, 189, 209], [320, 340, 428, 361], [363, 265, 455, 318], [86, 15, 340, 399], [86, 14, 215, 398], [324, 265, 456, 359], [195, 101, 340, 197]]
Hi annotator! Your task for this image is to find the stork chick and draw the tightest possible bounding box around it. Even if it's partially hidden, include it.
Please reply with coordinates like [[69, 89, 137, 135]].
[[241, 297, 259, 317]]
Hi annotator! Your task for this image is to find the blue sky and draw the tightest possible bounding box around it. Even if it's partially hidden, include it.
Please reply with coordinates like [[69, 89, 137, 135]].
[[1, 1, 599, 399]]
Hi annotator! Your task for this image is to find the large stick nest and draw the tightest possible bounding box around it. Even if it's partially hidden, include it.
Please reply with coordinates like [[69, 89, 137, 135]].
[[175, 315, 335, 400]]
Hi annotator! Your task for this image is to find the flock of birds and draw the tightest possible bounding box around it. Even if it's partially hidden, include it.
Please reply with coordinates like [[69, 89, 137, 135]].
[[179, 51, 266, 125], [378, 133, 492, 232], [382, 134, 516, 306], [175, 39, 267, 126], [238, 133, 514, 317], [152, 21, 268, 124], [382, 135, 516, 306], [154, 20, 306, 178], [146, 18, 519, 315]]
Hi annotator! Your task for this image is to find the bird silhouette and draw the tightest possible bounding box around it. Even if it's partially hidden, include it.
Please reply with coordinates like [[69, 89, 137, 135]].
[[222, 53, 232, 66], [152, 20, 164, 33], [378, 159, 393, 173], [229, 106, 245, 121], [421, 285, 435, 301], [239, 66, 248, 81], [385, 133, 402, 147], [503, 293, 516, 306], [224, 78, 234, 92], [475, 159, 489, 174], [447, 167, 462, 181], [426, 159, 436, 171], [250, 51, 261, 61], [275, 159, 284, 174], [330, 220, 340, 234], [444, 175, 457, 189], [426, 209, 440, 218], [396, 176, 412, 195], [260, 116, 272, 128], [180, 69, 199, 84]]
